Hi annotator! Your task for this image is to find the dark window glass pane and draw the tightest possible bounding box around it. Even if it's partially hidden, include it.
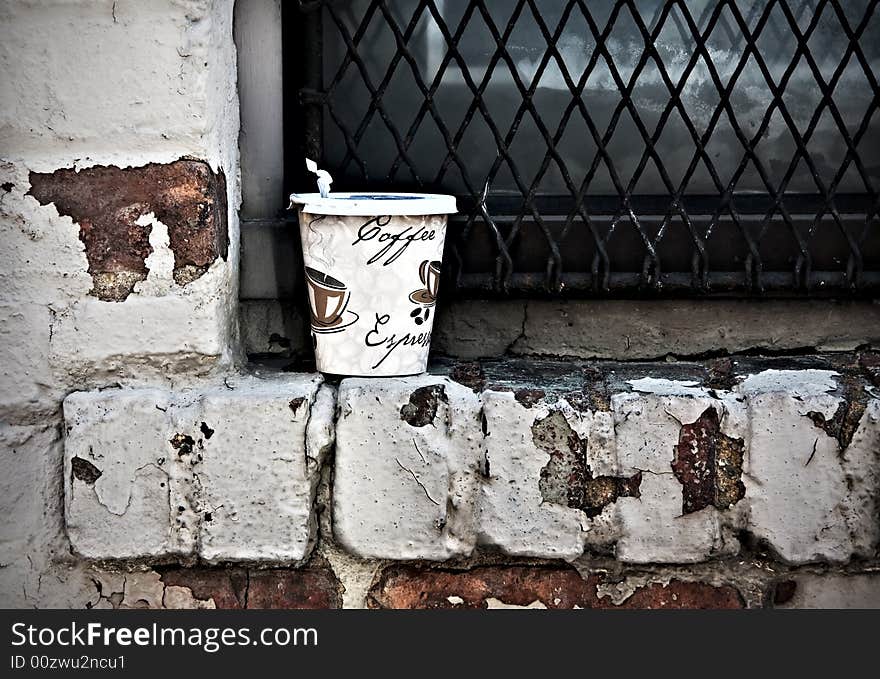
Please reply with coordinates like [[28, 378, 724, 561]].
[[321, 0, 879, 195], [301, 0, 880, 295]]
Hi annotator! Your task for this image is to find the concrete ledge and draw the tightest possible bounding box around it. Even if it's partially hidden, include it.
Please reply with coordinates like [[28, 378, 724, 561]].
[[240, 298, 880, 362]]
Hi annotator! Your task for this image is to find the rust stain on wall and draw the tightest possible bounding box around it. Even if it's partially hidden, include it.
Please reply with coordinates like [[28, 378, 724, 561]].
[[672, 406, 745, 514], [533, 411, 641, 517], [28, 160, 228, 301]]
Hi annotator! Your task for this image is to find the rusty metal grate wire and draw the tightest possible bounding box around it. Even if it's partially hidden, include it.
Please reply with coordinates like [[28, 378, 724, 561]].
[[289, 0, 880, 296]]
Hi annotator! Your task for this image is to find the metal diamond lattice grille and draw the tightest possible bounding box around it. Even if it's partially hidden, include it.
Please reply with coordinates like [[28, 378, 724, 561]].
[[291, 0, 880, 296]]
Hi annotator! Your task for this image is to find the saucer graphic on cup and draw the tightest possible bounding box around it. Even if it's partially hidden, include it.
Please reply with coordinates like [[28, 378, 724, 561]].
[[409, 260, 441, 307], [305, 266, 359, 334]]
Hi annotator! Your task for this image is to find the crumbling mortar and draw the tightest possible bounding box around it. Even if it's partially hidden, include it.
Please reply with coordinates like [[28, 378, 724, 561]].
[[314, 423, 387, 608], [303, 383, 337, 560]]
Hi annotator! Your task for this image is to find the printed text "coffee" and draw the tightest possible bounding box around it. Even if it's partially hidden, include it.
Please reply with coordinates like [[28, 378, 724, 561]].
[[352, 216, 436, 266]]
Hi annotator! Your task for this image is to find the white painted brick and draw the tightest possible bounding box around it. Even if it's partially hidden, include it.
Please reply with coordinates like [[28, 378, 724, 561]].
[[614, 473, 726, 564], [612, 380, 747, 563], [841, 399, 880, 556], [613, 380, 728, 475], [477, 393, 591, 560], [329, 368, 875, 567], [63, 374, 326, 563], [195, 376, 328, 563], [333, 376, 482, 560], [0, 421, 66, 594], [65, 389, 183, 560], [738, 370, 880, 564]]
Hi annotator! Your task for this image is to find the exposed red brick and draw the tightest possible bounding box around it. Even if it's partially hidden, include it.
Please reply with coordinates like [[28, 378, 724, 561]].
[[368, 565, 744, 610], [400, 385, 448, 427], [160, 568, 247, 609], [672, 406, 745, 514], [621, 580, 743, 609], [369, 566, 591, 609], [159, 567, 341, 609], [28, 160, 227, 301], [246, 569, 342, 609]]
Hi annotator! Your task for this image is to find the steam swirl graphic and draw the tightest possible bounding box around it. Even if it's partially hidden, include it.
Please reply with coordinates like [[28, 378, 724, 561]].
[[305, 214, 334, 271]]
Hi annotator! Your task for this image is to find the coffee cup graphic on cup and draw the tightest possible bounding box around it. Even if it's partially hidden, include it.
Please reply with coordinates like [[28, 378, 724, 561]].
[[305, 266, 358, 333], [409, 260, 442, 306]]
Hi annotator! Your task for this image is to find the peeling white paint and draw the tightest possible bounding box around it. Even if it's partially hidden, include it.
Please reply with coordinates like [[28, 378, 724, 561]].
[[736, 369, 840, 397], [163, 585, 217, 610], [477, 392, 590, 560], [64, 374, 326, 563], [743, 392, 879, 563], [122, 571, 164, 609], [627, 377, 710, 397], [333, 376, 483, 560], [0, 0, 242, 432]]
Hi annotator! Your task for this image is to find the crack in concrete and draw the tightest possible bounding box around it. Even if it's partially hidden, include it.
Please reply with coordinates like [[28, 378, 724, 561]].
[[504, 302, 529, 355]]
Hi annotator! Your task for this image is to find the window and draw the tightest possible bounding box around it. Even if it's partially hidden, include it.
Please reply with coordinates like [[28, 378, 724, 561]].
[[279, 0, 880, 295]]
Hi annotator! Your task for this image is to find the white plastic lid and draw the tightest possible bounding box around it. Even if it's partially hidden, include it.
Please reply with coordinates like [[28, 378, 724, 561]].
[[289, 192, 457, 216]]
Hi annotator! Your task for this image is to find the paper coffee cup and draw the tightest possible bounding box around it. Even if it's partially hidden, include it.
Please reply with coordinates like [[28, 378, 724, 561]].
[[289, 192, 457, 376]]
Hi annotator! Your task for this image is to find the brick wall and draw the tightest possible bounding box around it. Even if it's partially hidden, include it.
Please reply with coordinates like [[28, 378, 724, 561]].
[[0, 0, 240, 607], [56, 358, 880, 609], [1, 1, 878, 610]]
